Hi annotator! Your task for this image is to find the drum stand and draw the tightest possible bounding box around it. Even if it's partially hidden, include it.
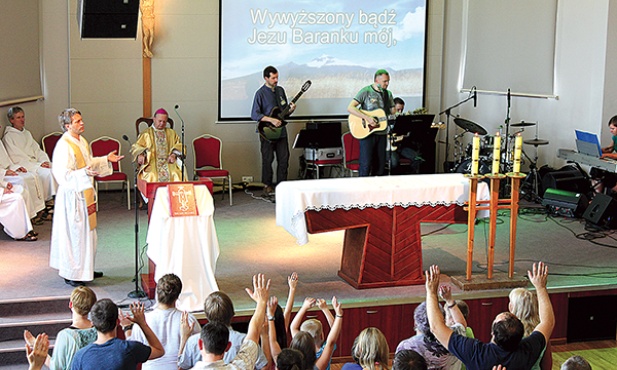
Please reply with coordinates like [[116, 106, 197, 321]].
[[521, 149, 542, 202]]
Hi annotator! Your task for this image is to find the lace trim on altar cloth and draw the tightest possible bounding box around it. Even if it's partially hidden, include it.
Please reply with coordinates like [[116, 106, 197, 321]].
[[304, 200, 466, 212]]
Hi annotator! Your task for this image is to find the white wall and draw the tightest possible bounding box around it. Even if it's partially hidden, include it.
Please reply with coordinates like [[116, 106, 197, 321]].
[[28, 0, 617, 182]]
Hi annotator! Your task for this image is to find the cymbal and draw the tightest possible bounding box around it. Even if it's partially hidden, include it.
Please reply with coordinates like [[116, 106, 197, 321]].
[[454, 118, 487, 135], [511, 121, 536, 127], [523, 139, 549, 146]]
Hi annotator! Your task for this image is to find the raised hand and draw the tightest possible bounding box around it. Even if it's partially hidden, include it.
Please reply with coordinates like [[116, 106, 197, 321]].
[[302, 297, 316, 309], [288, 272, 299, 290], [528, 262, 548, 290], [425, 265, 441, 295]]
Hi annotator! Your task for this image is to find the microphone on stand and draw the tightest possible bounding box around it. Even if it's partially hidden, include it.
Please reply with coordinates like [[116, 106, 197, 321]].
[[122, 134, 131, 144], [174, 104, 186, 182], [507, 88, 511, 108], [473, 86, 477, 108]]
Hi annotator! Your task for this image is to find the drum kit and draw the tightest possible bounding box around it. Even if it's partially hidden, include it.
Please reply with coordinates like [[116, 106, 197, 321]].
[[451, 118, 549, 200]]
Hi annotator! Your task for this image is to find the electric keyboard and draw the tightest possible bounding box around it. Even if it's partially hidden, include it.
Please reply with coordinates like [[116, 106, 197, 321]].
[[558, 148, 617, 172]]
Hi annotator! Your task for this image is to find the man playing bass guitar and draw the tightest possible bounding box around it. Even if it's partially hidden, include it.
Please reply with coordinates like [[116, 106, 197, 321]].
[[347, 69, 396, 177], [251, 66, 296, 196]]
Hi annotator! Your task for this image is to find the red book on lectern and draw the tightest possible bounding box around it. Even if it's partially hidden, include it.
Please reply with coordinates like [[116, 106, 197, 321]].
[[167, 183, 199, 217]]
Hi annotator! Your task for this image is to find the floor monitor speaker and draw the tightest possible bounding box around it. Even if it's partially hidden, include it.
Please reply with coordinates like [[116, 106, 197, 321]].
[[583, 193, 617, 229]]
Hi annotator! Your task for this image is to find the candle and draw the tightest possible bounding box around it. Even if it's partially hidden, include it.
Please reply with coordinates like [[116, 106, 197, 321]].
[[471, 133, 480, 176], [513, 134, 522, 173], [492, 133, 501, 175]]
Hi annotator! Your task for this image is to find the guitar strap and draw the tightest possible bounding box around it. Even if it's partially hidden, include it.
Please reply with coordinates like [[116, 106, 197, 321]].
[[274, 86, 287, 114]]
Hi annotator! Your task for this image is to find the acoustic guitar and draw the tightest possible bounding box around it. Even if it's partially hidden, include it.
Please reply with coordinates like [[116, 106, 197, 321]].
[[348, 108, 392, 139], [258, 80, 312, 141]]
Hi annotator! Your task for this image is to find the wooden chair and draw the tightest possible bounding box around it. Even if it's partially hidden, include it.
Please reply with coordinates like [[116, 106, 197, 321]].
[[90, 136, 131, 210], [192, 134, 233, 206], [342, 132, 360, 177], [41, 132, 63, 160], [135, 117, 174, 136]]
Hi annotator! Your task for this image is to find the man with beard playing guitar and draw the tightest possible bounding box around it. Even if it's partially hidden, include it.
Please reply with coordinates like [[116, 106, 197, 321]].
[[251, 66, 296, 196], [347, 69, 396, 177]]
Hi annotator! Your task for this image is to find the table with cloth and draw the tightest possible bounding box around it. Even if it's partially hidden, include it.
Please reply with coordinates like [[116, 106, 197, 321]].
[[276, 173, 490, 288]]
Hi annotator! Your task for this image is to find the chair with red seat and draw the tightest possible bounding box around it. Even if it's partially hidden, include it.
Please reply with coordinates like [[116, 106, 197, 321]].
[[41, 132, 63, 160], [342, 132, 360, 177], [192, 134, 232, 206], [90, 136, 131, 210]]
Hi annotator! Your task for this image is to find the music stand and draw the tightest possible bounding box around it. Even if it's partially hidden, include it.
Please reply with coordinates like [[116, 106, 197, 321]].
[[388, 114, 437, 174]]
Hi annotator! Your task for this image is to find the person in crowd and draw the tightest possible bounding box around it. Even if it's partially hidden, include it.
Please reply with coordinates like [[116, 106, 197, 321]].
[[131, 108, 185, 188], [24, 286, 97, 370], [392, 349, 427, 370], [445, 300, 474, 339], [251, 65, 295, 196], [347, 69, 395, 176], [267, 272, 300, 352], [189, 273, 270, 370], [0, 180, 37, 241], [4, 106, 57, 210], [50, 108, 124, 287], [425, 262, 554, 370], [276, 297, 341, 370], [591, 115, 617, 194], [290, 296, 337, 370], [341, 327, 390, 370], [71, 299, 164, 369], [178, 290, 268, 369], [276, 348, 305, 370], [561, 355, 592, 370], [0, 125, 45, 223], [124, 274, 200, 370], [396, 296, 466, 369], [388, 97, 424, 174], [26, 332, 49, 370], [508, 287, 552, 369]]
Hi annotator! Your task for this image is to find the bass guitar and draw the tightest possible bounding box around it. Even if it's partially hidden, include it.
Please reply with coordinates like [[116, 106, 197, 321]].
[[258, 80, 312, 141], [348, 109, 392, 139]]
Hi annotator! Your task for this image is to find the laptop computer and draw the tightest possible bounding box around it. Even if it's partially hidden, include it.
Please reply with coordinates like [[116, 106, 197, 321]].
[[575, 130, 603, 157]]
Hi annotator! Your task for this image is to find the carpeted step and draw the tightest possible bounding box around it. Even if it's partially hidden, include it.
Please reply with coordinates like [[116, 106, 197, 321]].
[[0, 338, 57, 366]]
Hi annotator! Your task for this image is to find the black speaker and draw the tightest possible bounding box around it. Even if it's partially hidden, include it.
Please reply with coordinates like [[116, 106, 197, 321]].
[[541, 165, 591, 196], [568, 295, 617, 342], [78, 0, 140, 39], [541, 188, 587, 218], [583, 193, 617, 229]]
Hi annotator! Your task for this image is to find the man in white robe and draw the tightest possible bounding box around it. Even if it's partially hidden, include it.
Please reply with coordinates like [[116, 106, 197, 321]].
[[0, 181, 36, 240], [50, 108, 124, 287], [4, 106, 57, 203], [0, 140, 45, 219]]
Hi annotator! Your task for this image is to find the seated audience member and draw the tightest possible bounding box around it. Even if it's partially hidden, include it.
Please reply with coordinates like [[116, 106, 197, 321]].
[[26, 333, 49, 370], [4, 106, 57, 206], [396, 287, 467, 370], [425, 262, 554, 370], [283, 297, 342, 370], [178, 291, 268, 369], [509, 287, 552, 370], [124, 273, 200, 370], [0, 181, 37, 241], [71, 299, 165, 370], [290, 297, 338, 370], [24, 286, 97, 370], [189, 273, 270, 370], [342, 327, 390, 370], [561, 355, 592, 370], [276, 348, 305, 370], [447, 300, 474, 339], [392, 349, 427, 370]]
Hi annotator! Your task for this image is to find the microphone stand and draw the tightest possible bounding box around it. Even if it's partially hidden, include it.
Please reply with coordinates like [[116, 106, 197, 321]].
[[439, 93, 476, 172], [123, 135, 146, 299], [174, 105, 186, 182]]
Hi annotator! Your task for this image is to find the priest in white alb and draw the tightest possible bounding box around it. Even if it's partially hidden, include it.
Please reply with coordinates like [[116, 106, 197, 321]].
[[3, 106, 57, 203], [50, 108, 124, 287], [0, 181, 37, 241]]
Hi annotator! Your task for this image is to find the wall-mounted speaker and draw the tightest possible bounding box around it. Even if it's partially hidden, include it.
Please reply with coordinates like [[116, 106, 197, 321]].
[[78, 0, 140, 39], [583, 193, 617, 229]]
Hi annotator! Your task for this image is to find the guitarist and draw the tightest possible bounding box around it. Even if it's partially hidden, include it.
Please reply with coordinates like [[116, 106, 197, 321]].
[[347, 69, 396, 177], [251, 66, 295, 196]]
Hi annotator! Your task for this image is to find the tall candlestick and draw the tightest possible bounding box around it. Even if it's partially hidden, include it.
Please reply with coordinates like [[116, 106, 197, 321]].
[[492, 133, 501, 175], [471, 133, 480, 176], [513, 134, 522, 173]]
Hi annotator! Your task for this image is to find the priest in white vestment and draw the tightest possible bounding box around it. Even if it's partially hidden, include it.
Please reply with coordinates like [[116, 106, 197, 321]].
[[0, 181, 35, 240], [0, 140, 45, 219], [50, 108, 124, 287], [4, 106, 57, 202]]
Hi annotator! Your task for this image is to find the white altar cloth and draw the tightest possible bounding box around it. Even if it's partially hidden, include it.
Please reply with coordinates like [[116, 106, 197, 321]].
[[276, 173, 490, 245], [147, 185, 220, 312]]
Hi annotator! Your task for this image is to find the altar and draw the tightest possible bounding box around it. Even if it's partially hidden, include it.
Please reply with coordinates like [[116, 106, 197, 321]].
[[276, 174, 490, 288]]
